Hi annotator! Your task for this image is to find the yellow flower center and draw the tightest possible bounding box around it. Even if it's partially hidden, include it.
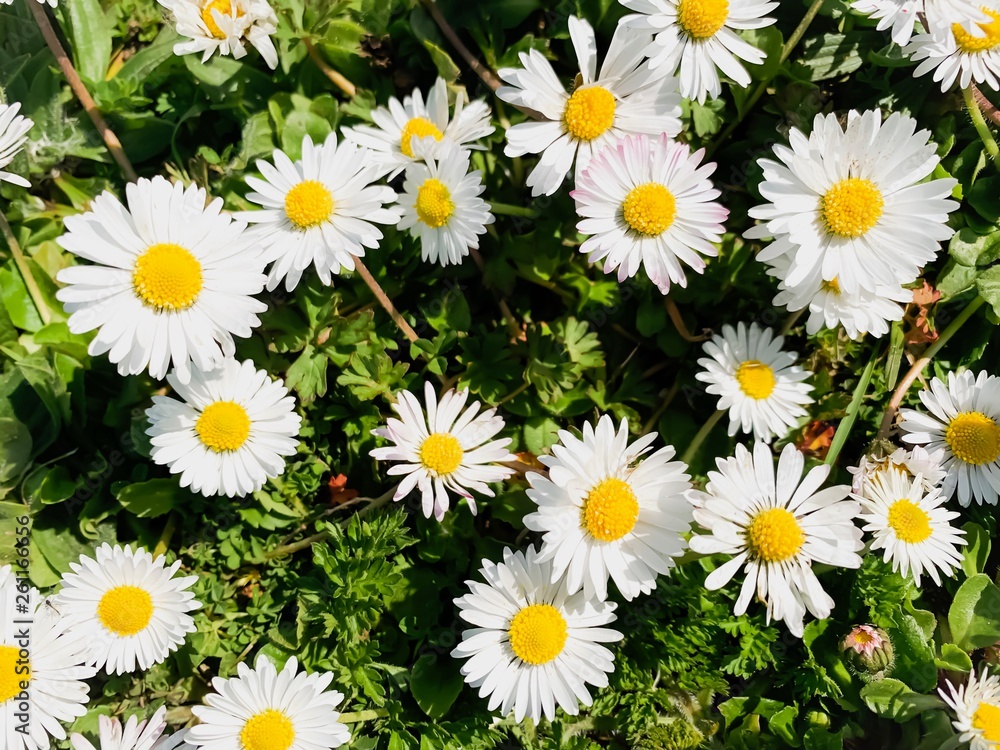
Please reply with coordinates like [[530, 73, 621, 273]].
[[821, 178, 884, 239], [886, 498, 932, 544], [735, 360, 777, 400], [852, 629, 875, 646], [747, 508, 805, 563], [677, 0, 730, 39], [953, 9, 1000, 53], [132, 243, 203, 312], [975, 702, 1000, 743], [582, 477, 640, 542], [622, 183, 677, 236], [240, 709, 296, 750], [0, 646, 29, 703], [823, 277, 841, 295], [562, 86, 616, 142], [284, 180, 334, 229], [400, 117, 444, 159], [97, 585, 154, 637], [415, 178, 455, 228], [419, 432, 464, 476], [945, 411, 1000, 466], [196, 401, 252, 453], [508, 604, 568, 665], [201, 0, 243, 39]]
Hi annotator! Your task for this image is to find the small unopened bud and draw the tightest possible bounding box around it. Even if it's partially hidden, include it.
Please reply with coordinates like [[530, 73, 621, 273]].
[[841, 624, 894, 682]]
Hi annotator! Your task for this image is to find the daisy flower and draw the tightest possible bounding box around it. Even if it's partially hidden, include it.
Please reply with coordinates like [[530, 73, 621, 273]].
[[856, 466, 965, 586], [187, 655, 350, 750], [745, 110, 959, 296], [370, 381, 516, 520], [571, 133, 728, 294], [55, 176, 267, 384], [900, 369, 1000, 506], [522, 415, 693, 601], [695, 321, 814, 443], [397, 140, 494, 266], [940, 668, 1000, 750], [0, 567, 94, 750], [767, 260, 909, 340], [52, 544, 201, 675], [0, 102, 33, 188], [146, 358, 302, 498], [238, 134, 401, 292], [498, 15, 681, 197], [156, 0, 278, 69], [619, 0, 779, 103], [70, 707, 190, 750], [451, 545, 623, 722], [906, 7, 1000, 92], [688, 443, 864, 637], [342, 76, 494, 177], [850, 0, 988, 46], [849, 445, 948, 498]]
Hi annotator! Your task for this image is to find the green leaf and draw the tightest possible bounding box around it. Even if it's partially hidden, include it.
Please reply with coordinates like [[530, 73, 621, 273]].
[[62, 0, 113, 82], [935, 643, 973, 673], [937, 259, 979, 300], [976, 266, 1000, 316], [114, 478, 188, 518], [522, 416, 561, 455], [888, 612, 937, 692], [859, 678, 945, 722], [961, 522, 991, 578], [949, 227, 1000, 267], [948, 574, 1000, 652], [797, 33, 876, 81], [0, 418, 31, 487], [22, 465, 77, 508], [115, 28, 180, 83], [768, 705, 800, 746], [410, 652, 464, 719]]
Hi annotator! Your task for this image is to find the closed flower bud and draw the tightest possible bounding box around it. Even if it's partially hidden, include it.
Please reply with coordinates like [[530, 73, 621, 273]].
[[841, 624, 894, 681]]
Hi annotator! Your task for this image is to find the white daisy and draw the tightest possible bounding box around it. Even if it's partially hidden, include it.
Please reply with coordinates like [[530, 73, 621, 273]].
[[370, 381, 517, 520], [571, 133, 728, 294], [0, 567, 94, 750], [156, 0, 278, 69], [70, 707, 191, 750], [51, 544, 201, 675], [0, 102, 33, 188], [695, 321, 814, 443], [55, 176, 267, 384], [237, 133, 401, 292], [497, 15, 681, 197], [397, 140, 494, 266], [522, 415, 692, 601], [900, 369, 1000, 507], [688, 443, 864, 638], [146, 358, 302, 498], [906, 7, 1000, 92], [855, 466, 965, 586], [619, 0, 779, 103], [745, 110, 959, 296], [850, 0, 988, 46], [451, 545, 623, 722], [342, 76, 494, 177], [940, 668, 1000, 750], [849, 444, 948, 498], [767, 259, 909, 340], [187, 655, 350, 750]]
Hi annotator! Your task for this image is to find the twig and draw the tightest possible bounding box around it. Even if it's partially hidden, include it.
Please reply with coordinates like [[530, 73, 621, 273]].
[[352, 259, 419, 343], [29, 3, 138, 182], [418, 0, 503, 91], [303, 38, 356, 98], [665, 297, 709, 342], [0, 211, 51, 325], [972, 83, 1000, 127]]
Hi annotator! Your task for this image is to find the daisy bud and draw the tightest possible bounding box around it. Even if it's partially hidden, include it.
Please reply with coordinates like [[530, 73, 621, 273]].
[[841, 624, 894, 681]]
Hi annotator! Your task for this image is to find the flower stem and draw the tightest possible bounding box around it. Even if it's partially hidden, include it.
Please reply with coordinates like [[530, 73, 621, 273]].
[[680, 409, 725, 466], [972, 83, 1000, 127], [488, 201, 537, 218], [0, 211, 51, 326], [877, 296, 986, 438], [824, 349, 879, 467], [707, 0, 825, 157], [303, 38, 356, 98], [352, 259, 419, 343], [339, 709, 389, 723], [963, 86, 1000, 170], [29, 3, 137, 182]]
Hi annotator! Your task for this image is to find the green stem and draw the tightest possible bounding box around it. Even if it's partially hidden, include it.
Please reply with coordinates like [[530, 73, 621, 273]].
[[681, 409, 725, 466], [338, 709, 389, 723], [0, 211, 51, 326], [963, 86, 1000, 170], [824, 350, 879, 467], [497, 381, 529, 405], [489, 201, 537, 218], [707, 0, 824, 157]]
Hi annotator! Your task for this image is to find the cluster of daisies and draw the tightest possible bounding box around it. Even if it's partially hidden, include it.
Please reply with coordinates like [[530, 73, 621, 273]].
[[0, 545, 353, 750]]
